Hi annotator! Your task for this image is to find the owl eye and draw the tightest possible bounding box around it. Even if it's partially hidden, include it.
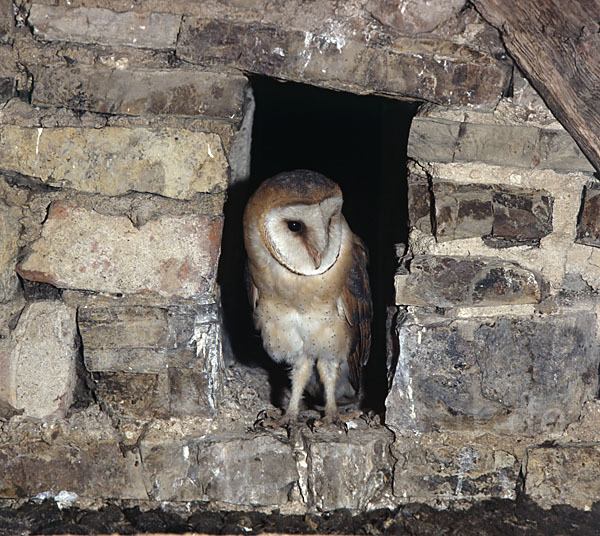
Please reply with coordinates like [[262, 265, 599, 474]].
[[287, 220, 303, 233]]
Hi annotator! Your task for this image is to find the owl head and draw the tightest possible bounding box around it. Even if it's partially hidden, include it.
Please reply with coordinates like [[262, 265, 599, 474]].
[[244, 170, 345, 276]]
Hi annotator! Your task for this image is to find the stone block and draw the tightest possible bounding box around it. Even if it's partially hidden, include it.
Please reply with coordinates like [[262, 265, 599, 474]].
[[393, 437, 520, 501], [395, 255, 543, 307], [32, 66, 248, 121], [385, 311, 598, 435], [17, 202, 223, 301], [94, 371, 169, 419], [525, 446, 600, 510], [306, 428, 393, 511], [408, 117, 594, 172], [0, 408, 147, 499], [0, 125, 228, 199], [177, 17, 510, 107], [432, 182, 493, 241], [430, 182, 553, 244], [576, 185, 600, 247], [29, 5, 181, 49], [407, 174, 431, 233], [187, 435, 299, 506], [0, 200, 21, 303], [1, 301, 78, 419], [0, 77, 14, 101]]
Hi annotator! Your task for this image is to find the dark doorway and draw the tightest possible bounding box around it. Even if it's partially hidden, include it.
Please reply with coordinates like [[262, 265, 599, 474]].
[[219, 75, 418, 413]]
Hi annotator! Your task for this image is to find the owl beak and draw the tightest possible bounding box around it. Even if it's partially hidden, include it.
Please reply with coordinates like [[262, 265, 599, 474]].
[[305, 243, 323, 269]]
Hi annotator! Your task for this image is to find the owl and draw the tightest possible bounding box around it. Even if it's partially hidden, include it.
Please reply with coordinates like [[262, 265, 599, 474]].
[[243, 170, 372, 424]]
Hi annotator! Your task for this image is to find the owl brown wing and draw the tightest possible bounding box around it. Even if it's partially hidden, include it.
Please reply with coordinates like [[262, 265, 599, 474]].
[[244, 262, 259, 313], [340, 235, 372, 393]]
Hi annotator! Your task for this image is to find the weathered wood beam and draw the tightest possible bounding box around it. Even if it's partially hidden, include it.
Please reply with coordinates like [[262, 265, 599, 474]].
[[472, 0, 600, 173]]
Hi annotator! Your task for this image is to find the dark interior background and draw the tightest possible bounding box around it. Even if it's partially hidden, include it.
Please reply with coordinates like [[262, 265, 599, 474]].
[[219, 75, 418, 413]]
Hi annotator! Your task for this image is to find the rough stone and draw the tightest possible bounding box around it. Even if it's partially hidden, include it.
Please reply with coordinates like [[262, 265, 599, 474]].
[[432, 182, 493, 241], [576, 184, 600, 247], [395, 255, 543, 307], [29, 5, 182, 49], [306, 428, 394, 511], [407, 174, 431, 233], [17, 202, 223, 301], [0, 408, 147, 499], [32, 66, 248, 121], [525, 446, 600, 511], [94, 371, 169, 419], [385, 310, 598, 435], [393, 435, 520, 501], [1, 301, 78, 418], [0, 200, 21, 303], [0, 125, 228, 199], [366, 0, 466, 35], [408, 117, 594, 172], [178, 17, 510, 108]]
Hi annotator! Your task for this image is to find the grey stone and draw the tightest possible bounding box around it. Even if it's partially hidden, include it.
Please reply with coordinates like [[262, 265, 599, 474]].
[[29, 5, 182, 49], [32, 66, 248, 121], [306, 427, 394, 510], [407, 174, 432, 233], [576, 184, 600, 247], [0, 200, 21, 303], [393, 436, 520, 501], [385, 311, 599, 434], [432, 182, 493, 241], [0, 125, 229, 199], [177, 17, 510, 108], [5, 301, 78, 419], [395, 255, 543, 307], [408, 117, 595, 172], [17, 202, 223, 301], [525, 446, 600, 510]]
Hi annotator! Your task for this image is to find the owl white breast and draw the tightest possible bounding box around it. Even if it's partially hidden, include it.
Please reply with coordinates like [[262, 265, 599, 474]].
[[243, 170, 372, 423]]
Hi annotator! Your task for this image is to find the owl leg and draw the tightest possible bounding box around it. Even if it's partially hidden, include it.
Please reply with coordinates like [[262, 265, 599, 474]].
[[316, 358, 340, 423], [284, 355, 314, 422]]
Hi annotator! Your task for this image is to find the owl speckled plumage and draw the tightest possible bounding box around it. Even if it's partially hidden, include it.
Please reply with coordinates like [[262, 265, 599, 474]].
[[243, 170, 372, 424]]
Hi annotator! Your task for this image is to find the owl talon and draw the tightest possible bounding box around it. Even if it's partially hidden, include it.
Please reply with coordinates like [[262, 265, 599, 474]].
[[254, 409, 298, 429]]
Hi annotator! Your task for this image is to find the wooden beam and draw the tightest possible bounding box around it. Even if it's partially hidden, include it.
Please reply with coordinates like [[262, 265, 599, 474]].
[[472, 0, 600, 173]]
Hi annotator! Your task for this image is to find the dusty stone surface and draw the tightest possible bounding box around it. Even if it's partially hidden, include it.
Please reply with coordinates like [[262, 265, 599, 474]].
[[385, 309, 599, 435], [17, 202, 223, 301], [525, 446, 600, 511], [32, 65, 248, 121], [29, 5, 182, 49], [366, 0, 466, 35], [0, 200, 21, 303], [0, 124, 228, 198], [178, 17, 510, 108], [1, 301, 78, 418], [408, 116, 594, 172], [395, 255, 543, 307], [393, 432, 521, 502]]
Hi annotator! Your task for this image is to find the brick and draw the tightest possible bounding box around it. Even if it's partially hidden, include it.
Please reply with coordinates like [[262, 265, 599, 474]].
[[17, 202, 223, 301], [395, 255, 543, 307], [32, 66, 248, 121], [385, 311, 599, 434], [0, 200, 21, 303], [29, 5, 181, 49], [0, 125, 228, 199], [408, 117, 594, 172], [3, 301, 78, 418], [525, 446, 600, 510], [576, 185, 600, 247], [177, 17, 510, 107]]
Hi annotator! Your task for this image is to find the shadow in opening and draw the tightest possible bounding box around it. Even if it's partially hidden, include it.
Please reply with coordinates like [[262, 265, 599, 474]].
[[219, 75, 418, 414]]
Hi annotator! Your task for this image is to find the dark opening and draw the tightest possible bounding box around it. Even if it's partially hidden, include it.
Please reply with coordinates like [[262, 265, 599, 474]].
[[219, 75, 418, 414]]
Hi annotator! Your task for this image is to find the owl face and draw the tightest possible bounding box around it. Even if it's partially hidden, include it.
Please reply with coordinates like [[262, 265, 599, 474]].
[[244, 170, 346, 277], [263, 195, 343, 275]]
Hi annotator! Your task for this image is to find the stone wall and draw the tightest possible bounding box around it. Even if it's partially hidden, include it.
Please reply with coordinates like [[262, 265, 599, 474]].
[[0, 0, 598, 515], [387, 72, 600, 510]]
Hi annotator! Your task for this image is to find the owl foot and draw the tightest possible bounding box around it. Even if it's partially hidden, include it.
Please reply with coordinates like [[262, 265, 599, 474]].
[[254, 408, 297, 429]]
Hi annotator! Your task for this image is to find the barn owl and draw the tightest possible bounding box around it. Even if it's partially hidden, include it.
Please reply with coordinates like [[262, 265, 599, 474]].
[[243, 170, 372, 424]]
